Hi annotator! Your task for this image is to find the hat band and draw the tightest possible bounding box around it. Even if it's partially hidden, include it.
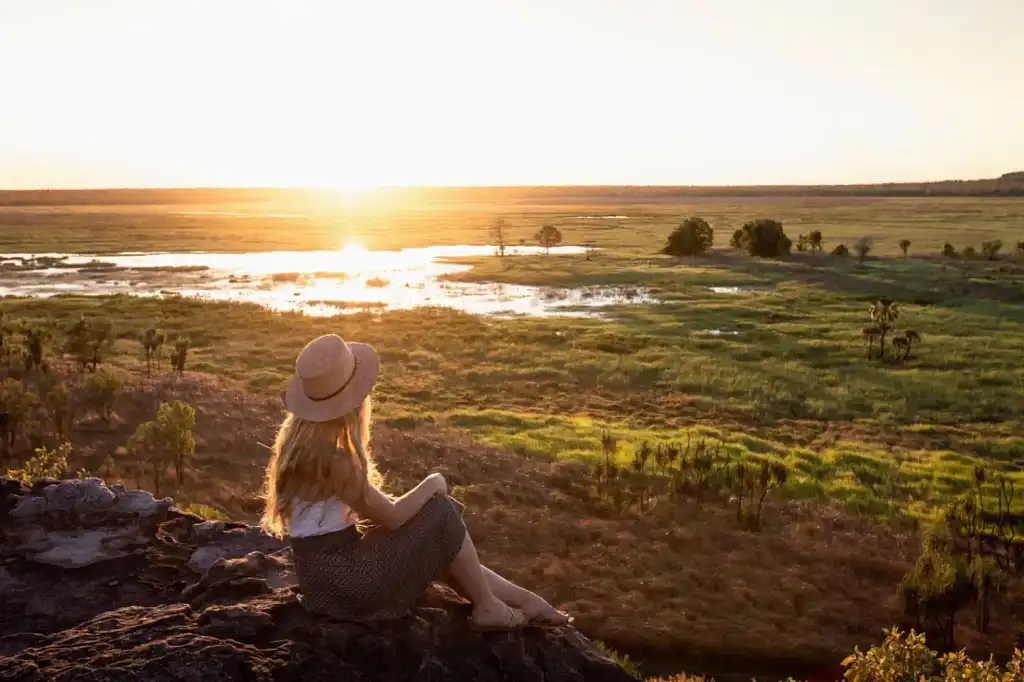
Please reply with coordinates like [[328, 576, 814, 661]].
[[307, 357, 359, 402]]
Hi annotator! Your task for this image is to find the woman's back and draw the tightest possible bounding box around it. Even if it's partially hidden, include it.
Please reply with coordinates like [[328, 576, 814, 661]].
[[290, 496, 357, 538]]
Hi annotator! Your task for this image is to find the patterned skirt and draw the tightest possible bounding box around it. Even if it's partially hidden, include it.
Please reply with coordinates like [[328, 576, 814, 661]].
[[289, 493, 467, 622]]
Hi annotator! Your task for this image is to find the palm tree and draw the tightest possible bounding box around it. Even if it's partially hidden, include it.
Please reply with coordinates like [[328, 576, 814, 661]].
[[868, 298, 900, 358], [862, 326, 881, 360], [901, 330, 921, 360], [899, 239, 911, 258]]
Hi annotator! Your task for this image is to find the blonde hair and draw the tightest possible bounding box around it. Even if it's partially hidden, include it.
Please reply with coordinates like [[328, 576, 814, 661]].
[[260, 396, 381, 538]]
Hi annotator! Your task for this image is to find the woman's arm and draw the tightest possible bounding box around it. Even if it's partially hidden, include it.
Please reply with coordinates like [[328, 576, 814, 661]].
[[332, 457, 446, 530]]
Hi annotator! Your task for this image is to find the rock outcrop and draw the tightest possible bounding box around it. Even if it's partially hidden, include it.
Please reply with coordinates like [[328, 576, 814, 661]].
[[0, 477, 636, 681]]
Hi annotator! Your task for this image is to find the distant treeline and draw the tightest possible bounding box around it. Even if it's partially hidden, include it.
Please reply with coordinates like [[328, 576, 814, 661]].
[[2, 172, 1023, 206]]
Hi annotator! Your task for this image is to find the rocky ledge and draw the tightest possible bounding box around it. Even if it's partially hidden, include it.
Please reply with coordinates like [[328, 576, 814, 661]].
[[0, 477, 635, 681]]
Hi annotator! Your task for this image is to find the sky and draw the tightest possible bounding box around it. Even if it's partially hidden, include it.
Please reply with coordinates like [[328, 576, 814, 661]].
[[1, 0, 1022, 189]]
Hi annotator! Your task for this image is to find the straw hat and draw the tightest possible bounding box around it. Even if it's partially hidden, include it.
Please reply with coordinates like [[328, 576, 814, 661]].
[[284, 334, 380, 422]]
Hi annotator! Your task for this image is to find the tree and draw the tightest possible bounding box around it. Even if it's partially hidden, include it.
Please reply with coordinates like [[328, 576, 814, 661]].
[[795, 234, 809, 252], [869, 297, 900, 358], [862, 326, 881, 360], [832, 243, 850, 257], [729, 229, 744, 249], [1017, 240, 1024, 257], [87, 320, 115, 372], [892, 330, 922, 361], [981, 239, 1002, 261], [962, 245, 977, 260], [854, 236, 874, 264], [942, 242, 959, 258], [63, 317, 115, 372], [143, 327, 165, 375], [20, 325, 48, 373], [159, 401, 196, 485], [899, 239, 911, 258], [4, 442, 71, 485], [0, 378, 33, 456], [489, 218, 508, 257], [662, 217, 713, 257], [84, 371, 122, 423], [127, 400, 196, 494], [38, 372, 73, 441], [736, 219, 791, 257], [808, 230, 823, 252], [172, 338, 190, 375], [534, 224, 563, 255]]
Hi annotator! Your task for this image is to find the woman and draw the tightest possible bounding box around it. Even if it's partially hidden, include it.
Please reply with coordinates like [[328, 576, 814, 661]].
[[262, 333, 571, 631]]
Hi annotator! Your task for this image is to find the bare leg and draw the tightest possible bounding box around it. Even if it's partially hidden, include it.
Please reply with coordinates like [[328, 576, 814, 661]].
[[482, 566, 571, 624], [448, 532, 525, 628]]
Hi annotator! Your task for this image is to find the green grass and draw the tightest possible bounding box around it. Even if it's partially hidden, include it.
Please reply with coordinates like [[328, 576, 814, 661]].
[[2, 194, 1024, 521]]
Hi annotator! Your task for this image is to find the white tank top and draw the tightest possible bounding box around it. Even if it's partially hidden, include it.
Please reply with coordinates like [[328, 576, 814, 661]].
[[289, 496, 357, 538]]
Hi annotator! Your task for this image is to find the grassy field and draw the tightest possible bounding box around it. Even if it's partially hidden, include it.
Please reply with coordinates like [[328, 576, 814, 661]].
[[2, 193, 1024, 678]]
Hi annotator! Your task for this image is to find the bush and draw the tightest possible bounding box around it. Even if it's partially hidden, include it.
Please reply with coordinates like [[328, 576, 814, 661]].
[[942, 242, 959, 258], [736, 219, 791, 257], [85, 371, 122, 423], [899, 239, 911, 258], [963, 245, 977, 260], [981, 239, 1003, 260], [729, 228, 744, 249], [808, 230, 823, 252], [832, 243, 850, 257], [662, 217, 713, 257], [182, 502, 231, 522], [5, 442, 72, 485]]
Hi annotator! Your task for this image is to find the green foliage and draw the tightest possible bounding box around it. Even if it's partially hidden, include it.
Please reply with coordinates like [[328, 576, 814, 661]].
[[736, 219, 791, 257], [20, 325, 48, 372], [841, 628, 1024, 681], [63, 316, 116, 372], [182, 502, 232, 522], [867, 297, 900, 360], [662, 217, 713, 257], [594, 641, 641, 678], [854, 236, 874, 263], [37, 372, 73, 440], [899, 239, 911, 258], [534, 224, 563, 255], [127, 400, 197, 497], [981, 239, 1003, 261], [4, 442, 72, 485], [84, 371, 122, 423], [832, 243, 850, 257]]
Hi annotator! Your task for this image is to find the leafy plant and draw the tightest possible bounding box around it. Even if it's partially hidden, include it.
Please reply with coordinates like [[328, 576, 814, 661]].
[[832, 243, 850, 257], [5, 442, 72, 485], [534, 224, 563, 255], [942, 242, 959, 258], [962, 245, 977, 260], [38, 372, 74, 441], [662, 217, 713, 257], [182, 502, 231, 522], [736, 219, 791, 257]]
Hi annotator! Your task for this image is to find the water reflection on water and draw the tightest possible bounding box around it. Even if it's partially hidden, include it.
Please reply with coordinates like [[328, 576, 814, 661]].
[[0, 245, 654, 318]]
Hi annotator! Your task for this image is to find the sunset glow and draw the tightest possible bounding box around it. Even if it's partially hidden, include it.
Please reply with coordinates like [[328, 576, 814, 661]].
[[1, 0, 1022, 189]]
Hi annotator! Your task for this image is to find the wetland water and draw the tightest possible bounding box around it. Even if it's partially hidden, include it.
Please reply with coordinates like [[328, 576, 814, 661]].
[[0, 244, 653, 317]]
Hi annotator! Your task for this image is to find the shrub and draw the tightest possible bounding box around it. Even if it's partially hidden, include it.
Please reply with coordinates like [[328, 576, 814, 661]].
[[842, 628, 1024, 681], [182, 502, 231, 522], [729, 228, 744, 248], [963, 245, 977, 260], [5, 442, 72, 485], [899, 239, 911, 258], [854, 236, 874, 263], [808, 230, 823, 252], [736, 219, 791, 257], [128, 401, 197, 492], [0, 378, 33, 455], [84, 371, 122, 423], [662, 217, 713, 257], [38, 372, 73, 441], [172, 337, 190, 375], [63, 317, 115, 372], [981, 239, 1003, 260], [832, 243, 850, 257], [534, 224, 563, 255], [942, 242, 959, 258]]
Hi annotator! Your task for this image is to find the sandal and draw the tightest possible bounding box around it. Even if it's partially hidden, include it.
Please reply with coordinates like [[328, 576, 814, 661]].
[[470, 604, 527, 633]]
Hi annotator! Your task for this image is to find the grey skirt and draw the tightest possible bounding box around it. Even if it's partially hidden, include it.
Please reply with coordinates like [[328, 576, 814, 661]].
[[289, 493, 467, 622]]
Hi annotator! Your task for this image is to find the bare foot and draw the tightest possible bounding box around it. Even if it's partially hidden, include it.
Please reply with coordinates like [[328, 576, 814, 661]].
[[470, 598, 527, 631], [519, 596, 572, 625]]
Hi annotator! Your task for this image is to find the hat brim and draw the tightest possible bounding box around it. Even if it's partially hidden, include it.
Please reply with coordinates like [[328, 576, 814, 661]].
[[284, 343, 380, 422]]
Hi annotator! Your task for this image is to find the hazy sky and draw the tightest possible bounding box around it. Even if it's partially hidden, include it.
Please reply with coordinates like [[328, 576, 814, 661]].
[[1, 0, 1022, 189]]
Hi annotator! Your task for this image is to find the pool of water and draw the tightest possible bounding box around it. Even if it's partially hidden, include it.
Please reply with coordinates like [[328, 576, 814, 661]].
[[0, 245, 654, 318]]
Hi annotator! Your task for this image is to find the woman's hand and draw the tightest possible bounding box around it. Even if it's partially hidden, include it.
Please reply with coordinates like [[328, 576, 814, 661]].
[[424, 473, 447, 496]]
